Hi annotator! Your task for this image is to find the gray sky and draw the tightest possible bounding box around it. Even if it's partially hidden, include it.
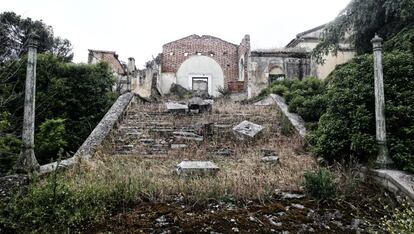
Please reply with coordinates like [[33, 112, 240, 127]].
[[2, 0, 350, 68]]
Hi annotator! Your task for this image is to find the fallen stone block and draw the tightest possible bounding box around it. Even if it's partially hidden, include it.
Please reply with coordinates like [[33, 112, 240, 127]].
[[262, 149, 278, 157], [176, 161, 219, 176], [233, 120, 264, 140], [165, 102, 188, 113], [171, 144, 187, 149], [173, 131, 203, 142], [188, 97, 212, 113], [261, 156, 280, 164]]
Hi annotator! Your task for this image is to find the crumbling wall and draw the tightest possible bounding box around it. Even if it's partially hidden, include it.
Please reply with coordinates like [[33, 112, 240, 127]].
[[248, 51, 311, 98]]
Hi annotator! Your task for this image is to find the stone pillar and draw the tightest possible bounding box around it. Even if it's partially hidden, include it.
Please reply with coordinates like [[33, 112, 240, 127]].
[[15, 34, 40, 173], [127, 57, 135, 92], [371, 34, 394, 168]]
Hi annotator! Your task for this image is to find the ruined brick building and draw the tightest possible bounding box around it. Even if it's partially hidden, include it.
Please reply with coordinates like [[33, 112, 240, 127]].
[[159, 35, 250, 97], [142, 24, 355, 98]]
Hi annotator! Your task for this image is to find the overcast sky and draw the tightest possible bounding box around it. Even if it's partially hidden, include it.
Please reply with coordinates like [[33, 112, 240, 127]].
[[2, 0, 350, 68]]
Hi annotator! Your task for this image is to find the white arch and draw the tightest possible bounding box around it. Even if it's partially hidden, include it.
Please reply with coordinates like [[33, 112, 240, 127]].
[[176, 55, 225, 97]]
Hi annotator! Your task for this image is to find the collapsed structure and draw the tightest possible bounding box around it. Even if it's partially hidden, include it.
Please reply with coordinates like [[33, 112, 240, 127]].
[[91, 24, 355, 98]]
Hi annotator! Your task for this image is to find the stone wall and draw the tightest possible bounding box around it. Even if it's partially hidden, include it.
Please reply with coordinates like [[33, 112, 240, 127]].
[[248, 51, 311, 98]]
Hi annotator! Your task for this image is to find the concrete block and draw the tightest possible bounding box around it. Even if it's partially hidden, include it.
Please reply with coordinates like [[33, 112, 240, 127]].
[[233, 120, 264, 140], [173, 131, 203, 142], [165, 102, 188, 113], [176, 161, 219, 176]]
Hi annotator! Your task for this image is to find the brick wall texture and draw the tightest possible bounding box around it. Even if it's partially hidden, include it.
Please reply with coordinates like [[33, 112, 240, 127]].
[[161, 35, 249, 92]]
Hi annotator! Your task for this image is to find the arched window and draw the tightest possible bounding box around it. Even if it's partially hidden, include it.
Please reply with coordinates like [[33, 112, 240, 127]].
[[268, 66, 285, 84]]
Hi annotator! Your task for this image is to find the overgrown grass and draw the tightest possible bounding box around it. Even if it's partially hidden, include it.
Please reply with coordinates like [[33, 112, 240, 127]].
[[303, 168, 337, 201], [0, 100, 318, 233]]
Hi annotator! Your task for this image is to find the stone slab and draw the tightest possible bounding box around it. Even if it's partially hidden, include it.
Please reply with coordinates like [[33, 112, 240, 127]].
[[173, 131, 203, 142], [165, 102, 188, 113], [171, 144, 187, 149], [261, 156, 280, 164], [233, 120, 264, 140], [176, 161, 219, 176]]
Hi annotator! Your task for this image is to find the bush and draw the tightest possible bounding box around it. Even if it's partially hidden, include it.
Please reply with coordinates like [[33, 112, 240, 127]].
[[266, 77, 327, 124], [0, 172, 133, 233], [0, 54, 116, 172], [312, 52, 414, 170], [35, 118, 67, 164], [303, 168, 336, 201]]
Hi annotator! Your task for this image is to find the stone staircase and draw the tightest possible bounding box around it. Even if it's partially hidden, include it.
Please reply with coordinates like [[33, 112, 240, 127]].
[[110, 101, 280, 157]]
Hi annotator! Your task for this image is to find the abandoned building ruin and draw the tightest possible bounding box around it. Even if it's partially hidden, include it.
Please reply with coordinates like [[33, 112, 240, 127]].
[[88, 24, 355, 99]]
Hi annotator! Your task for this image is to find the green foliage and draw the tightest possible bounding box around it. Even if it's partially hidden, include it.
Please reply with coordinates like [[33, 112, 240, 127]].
[[384, 26, 414, 53], [0, 172, 133, 233], [35, 118, 67, 163], [0, 54, 116, 174], [381, 201, 414, 233], [313, 0, 414, 62], [0, 112, 21, 176], [312, 52, 414, 170], [303, 168, 337, 201], [265, 77, 327, 126]]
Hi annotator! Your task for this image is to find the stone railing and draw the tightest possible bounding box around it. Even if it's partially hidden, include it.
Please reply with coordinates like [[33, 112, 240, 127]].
[[39, 92, 134, 175], [364, 168, 414, 204], [255, 94, 306, 137]]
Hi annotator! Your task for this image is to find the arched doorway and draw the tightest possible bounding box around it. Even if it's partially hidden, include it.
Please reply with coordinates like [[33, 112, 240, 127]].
[[176, 55, 224, 97], [269, 66, 285, 84]]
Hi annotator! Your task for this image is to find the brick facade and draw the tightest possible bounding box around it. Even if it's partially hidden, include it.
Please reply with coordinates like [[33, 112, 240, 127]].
[[161, 35, 249, 92], [88, 50, 125, 75]]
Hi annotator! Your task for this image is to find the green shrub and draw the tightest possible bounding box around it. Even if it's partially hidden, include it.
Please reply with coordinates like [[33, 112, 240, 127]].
[[35, 118, 67, 164], [269, 84, 288, 96], [303, 168, 336, 201], [381, 201, 414, 233], [312, 52, 414, 170], [266, 77, 326, 124], [0, 172, 133, 233]]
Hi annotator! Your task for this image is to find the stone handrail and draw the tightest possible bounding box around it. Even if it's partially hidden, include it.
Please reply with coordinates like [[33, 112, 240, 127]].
[[39, 92, 134, 175]]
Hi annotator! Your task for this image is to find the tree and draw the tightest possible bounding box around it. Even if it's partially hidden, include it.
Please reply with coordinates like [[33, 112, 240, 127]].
[[313, 0, 414, 63], [0, 11, 73, 64], [311, 52, 414, 171], [0, 54, 116, 172]]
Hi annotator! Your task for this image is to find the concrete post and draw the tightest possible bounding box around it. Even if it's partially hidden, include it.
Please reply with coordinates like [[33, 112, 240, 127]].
[[371, 34, 394, 168], [15, 34, 40, 173]]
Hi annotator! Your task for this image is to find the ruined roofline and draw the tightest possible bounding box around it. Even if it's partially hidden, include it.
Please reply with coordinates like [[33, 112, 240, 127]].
[[296, 24, 326, 38], [163, 34, 239, 47], [285, 24, 326, 48], [251, 48, 310, 58], [88, 49, 118, 55]]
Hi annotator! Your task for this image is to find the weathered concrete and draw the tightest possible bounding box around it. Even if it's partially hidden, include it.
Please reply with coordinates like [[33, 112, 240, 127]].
[[188, 97, 212, 113], [366, 168, 414, 204], [261, 156, 280, 164], [371, 35, 393, 168], [40, 93, 134, 174], [165, 102, 188, 113], [271, 94, 306, 137], [233, 120, 264, 140], [176, 161, 219, 176], [173, 131, 203, 142], [15, 35, 40, 173]]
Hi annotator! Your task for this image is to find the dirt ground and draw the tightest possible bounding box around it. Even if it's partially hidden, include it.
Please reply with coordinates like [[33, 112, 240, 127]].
[[87, 182, 395, 234]]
